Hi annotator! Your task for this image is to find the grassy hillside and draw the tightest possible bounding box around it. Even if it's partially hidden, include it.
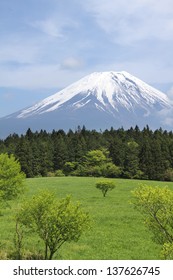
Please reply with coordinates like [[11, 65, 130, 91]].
[[1, 177, 173, 260]]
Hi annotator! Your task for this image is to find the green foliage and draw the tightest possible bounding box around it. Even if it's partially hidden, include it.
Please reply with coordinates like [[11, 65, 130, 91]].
[[160, 242, 173, 259], [123, 141, 141, 178], [53, 134, 68, 170], [132, 184, 173, 259], [47, 171, 55, 177], [84, 149, 108, 166], [46, 169, 65, 177], [163, 168, 173, 181], [13, 219, 25, 260], [55, 170, 65, 177], [100, 163, 121, 178], [17, 190, 90, 259], [109, 136, 125, 167], [0, 153, 25, 201], [63, 161, 79, 175], [95, 180, 116, 197], [75, 149, 120, 178]]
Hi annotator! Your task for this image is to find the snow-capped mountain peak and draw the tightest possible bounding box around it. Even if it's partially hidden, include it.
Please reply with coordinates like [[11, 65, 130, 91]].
[[0, 70, 172, 139], [17, 71, 170, 119]]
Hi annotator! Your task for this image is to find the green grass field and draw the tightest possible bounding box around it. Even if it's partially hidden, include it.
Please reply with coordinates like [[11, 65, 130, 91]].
[[1, 177, 173, 260]]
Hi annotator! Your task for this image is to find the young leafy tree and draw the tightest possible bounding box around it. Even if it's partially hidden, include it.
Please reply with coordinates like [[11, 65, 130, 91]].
[[85, 149, 107, 166], [132, 184, 173, 258], [95, 180, 116, 197], [17, 190, 90, 260], [0, 153, 25, 201], [82, 149, 118, 177]]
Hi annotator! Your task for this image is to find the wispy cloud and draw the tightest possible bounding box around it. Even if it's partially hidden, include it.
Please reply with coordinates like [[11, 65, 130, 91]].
[[0, 39, 41, 64], [32, 19, 64, 38], [32, 19, 65, 39], [31, 16, 79, 39], [167, 86, 173, 101], [159, 108, 173, 127], [82, 0, 173, 44], [0, 63, 87, 89], [60, 57, 84, 70]]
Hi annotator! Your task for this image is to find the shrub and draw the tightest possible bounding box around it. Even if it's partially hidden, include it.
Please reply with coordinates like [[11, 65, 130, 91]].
[[55, 170, 65, 177], [132, 184, 173, 259], [95, 180, 116, 197]]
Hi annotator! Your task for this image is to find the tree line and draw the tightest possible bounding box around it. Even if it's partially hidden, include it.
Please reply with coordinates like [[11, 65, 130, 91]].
[[1, 125, 173, 181]]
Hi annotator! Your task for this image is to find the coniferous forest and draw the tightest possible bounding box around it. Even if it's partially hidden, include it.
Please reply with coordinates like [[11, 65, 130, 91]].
[[1, 125, 173, 181]]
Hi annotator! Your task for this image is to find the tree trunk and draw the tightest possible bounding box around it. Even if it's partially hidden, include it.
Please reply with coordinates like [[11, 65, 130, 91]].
[[44, 243, 48, 260]]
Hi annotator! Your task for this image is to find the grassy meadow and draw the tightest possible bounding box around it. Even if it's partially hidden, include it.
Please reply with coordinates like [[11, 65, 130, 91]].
[[1, 176, 173, 260]]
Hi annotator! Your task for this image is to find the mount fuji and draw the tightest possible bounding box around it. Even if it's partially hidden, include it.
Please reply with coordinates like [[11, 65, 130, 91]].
[[0, 71, 172, 138]]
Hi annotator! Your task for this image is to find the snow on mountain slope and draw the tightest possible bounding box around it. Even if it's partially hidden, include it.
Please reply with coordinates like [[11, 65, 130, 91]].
[[17, 71, 170, 119], [0, 71, 172, 139]]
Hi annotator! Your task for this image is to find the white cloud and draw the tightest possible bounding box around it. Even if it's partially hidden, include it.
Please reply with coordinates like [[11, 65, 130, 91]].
[[31, 17, 78, 38], [0, 54, 172, 91], [60, 57, 84, 70], [0, 64, 88, 89], [157, 94, 173, 127], [166, 86, 173, 101], [0, 39, 41, 64], [162, 117, 173, 127], [90, 58, 173, 85], [82, 0, 173, 44], [32, 19, 63, 38], [33, 20, 62, 37]]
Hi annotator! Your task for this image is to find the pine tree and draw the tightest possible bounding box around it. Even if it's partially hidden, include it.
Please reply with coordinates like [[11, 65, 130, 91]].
[[123, 141, 140, 178], [109, 136, 125, 167], [139, 138, 153, 179], [151, 139, 165, 180], [15, 137, 34, 177], [53, 134, 68, 170]]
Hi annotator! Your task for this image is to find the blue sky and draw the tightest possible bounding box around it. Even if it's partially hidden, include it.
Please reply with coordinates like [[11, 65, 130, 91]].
[[1, 0, 173, 117]]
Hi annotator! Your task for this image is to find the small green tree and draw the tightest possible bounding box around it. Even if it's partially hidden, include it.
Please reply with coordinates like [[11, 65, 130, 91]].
[[132, 184, 173, 259], [17, 190, 90, 260], [95, 180, 116, 197], [0, 153, 25, 201]]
